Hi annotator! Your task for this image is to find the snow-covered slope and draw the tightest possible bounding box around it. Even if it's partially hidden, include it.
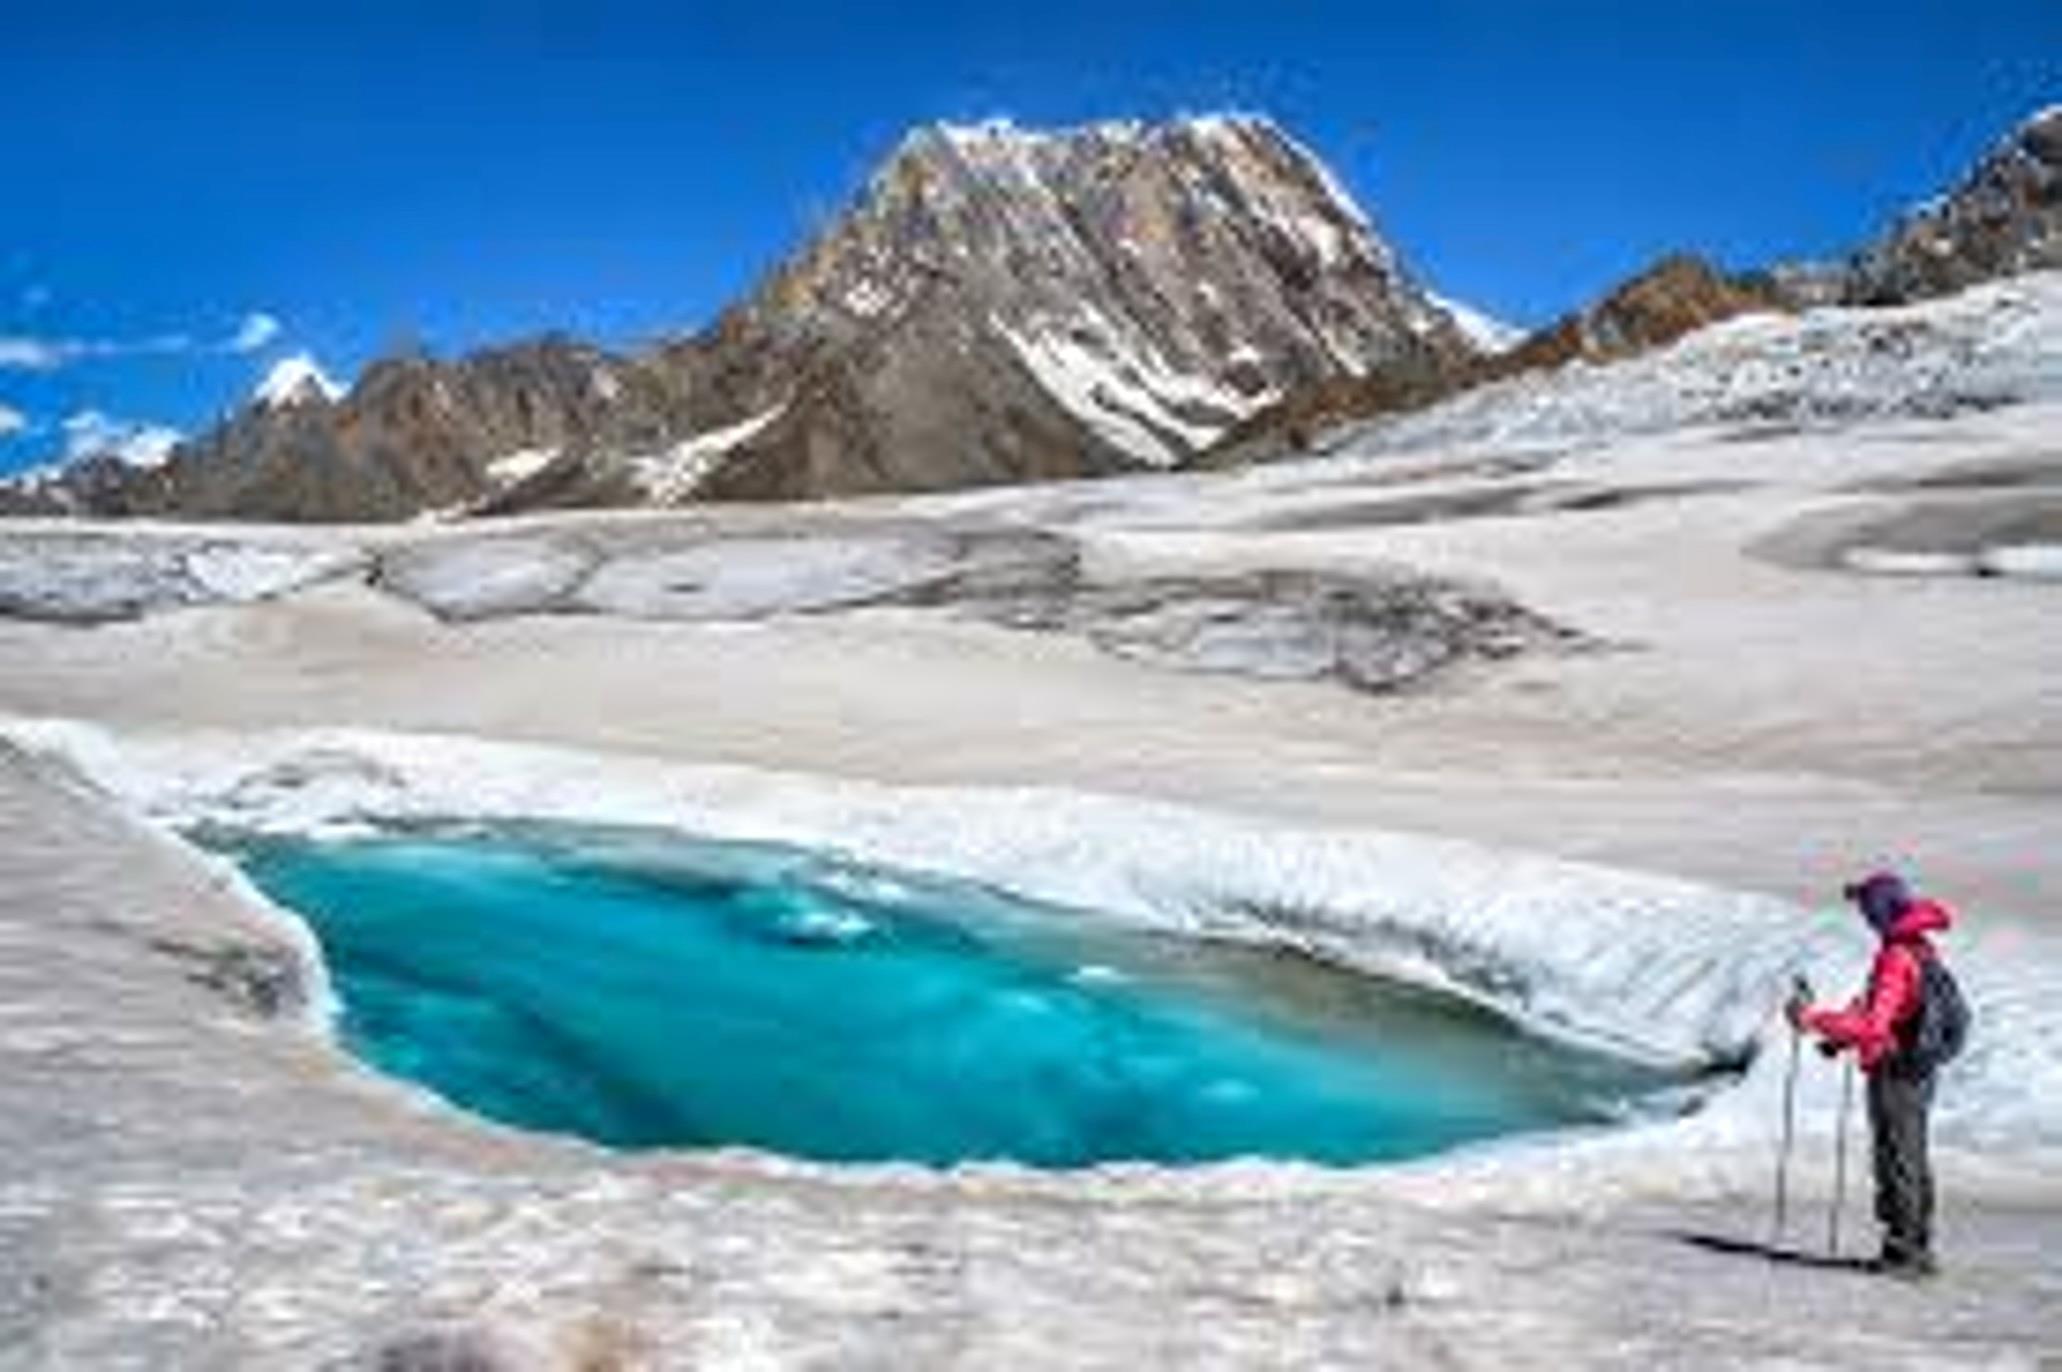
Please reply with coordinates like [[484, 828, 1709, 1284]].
[[627, 404, 789, 502], [1334, 271, 2062, 459], [1429, 292, 1525, 355]]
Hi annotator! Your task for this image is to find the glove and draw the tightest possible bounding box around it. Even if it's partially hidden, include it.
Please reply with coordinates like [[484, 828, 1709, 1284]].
[[1783, 974, 1814, 1031]]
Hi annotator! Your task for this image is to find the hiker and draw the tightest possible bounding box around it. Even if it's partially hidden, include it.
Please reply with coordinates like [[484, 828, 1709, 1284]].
[[1787, 871, 1963, 1278]]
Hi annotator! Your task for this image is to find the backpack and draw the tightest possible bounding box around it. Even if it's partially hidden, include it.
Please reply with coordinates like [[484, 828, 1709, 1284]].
[[1902, 949, 1971, 1070]]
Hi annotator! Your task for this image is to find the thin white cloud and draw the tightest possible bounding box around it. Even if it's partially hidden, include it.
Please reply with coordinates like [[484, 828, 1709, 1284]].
[[61, 409, 182, 468], [0, 332, 195, 370], [0, 338, 64, 370], [230, 311, 283, 353], [0, 282, 288, 368], [0, 402, 26, 438]]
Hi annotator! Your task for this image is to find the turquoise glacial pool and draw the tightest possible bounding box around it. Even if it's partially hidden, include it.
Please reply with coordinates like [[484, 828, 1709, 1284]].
[[225, 824, 1682, 1168]]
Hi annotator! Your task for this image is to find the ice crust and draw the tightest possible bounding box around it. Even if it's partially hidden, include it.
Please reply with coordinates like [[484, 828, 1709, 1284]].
[[11, 717, 2060, 1194], [1335, 271, 2062, 460], [0, 532, 363, 622]]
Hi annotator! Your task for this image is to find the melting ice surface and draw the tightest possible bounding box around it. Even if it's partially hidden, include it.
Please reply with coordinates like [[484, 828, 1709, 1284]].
[[227, 824, 1684, 1168]]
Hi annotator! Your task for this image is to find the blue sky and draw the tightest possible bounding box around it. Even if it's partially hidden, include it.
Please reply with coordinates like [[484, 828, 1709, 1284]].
[[2, 0, 2056, 473]]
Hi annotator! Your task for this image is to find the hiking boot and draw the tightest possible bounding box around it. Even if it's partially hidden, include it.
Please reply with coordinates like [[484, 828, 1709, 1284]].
[[1870, 1248, 1939, 1281]]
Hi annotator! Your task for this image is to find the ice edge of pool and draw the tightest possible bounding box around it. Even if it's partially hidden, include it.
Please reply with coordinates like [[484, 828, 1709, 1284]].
[[198, 817, 1726, 1175]]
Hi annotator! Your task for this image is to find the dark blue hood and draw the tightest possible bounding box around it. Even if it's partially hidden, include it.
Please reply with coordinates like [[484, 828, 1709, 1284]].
[[1845, 871, 1913, 934]]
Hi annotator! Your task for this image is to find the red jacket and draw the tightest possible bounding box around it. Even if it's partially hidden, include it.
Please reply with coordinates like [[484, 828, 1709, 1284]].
[[1802, 900, 1953, 1072]]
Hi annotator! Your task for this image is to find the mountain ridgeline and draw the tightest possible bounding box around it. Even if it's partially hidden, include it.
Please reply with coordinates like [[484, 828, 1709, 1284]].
[[5, 115, 1471, 521], [1210, 105, 2062, 462], [8, 105, 2058, 520]]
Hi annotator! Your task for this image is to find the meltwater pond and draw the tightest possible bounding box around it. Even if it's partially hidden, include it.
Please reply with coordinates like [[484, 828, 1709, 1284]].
[[227, 824, 1684, 1168]]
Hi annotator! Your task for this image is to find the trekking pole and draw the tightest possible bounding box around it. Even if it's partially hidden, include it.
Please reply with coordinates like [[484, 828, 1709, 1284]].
[[1828, 1052, 1855, 1258], [1770, 975, 1809, 1247]]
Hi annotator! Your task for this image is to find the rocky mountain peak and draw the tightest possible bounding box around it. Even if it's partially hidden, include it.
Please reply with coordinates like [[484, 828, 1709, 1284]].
[[858, 112, 1430, 329], [1499, 254, 1784, 371], [1845, 104, 2062, 304], [661, 111, 1472, 502], [793, 112, 1460, 446]]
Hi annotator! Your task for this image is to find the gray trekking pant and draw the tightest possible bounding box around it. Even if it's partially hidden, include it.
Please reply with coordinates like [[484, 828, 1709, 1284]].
[[1867, 1063, 1936, 1259]]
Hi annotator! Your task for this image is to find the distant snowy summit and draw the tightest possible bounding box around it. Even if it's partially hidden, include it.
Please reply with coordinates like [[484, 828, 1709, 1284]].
[[253, 353, 344, 409], [8, 105, 2060, 521]]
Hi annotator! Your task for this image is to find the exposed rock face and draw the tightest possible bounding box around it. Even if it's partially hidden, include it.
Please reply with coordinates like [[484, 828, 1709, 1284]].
[[11, 116, 1466, 522], [681, 117, 1469, 498], [1204, 255, 1785, 466], [0, 453, 155, 518], [1496, 256, 1782, 371], [1844, 106, 2062, 305], [42, 338, 697, 523]]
